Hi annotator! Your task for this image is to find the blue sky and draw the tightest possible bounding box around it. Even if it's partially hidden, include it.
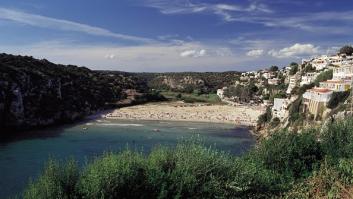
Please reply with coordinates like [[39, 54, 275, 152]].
[[0, 0, 353, 72]]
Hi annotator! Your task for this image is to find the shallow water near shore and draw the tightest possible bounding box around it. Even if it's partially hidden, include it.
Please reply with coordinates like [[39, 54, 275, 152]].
[[0, 119, 255, 198]]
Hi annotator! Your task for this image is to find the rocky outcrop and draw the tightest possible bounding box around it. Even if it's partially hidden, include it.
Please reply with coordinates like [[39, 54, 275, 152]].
[[0, 53, 147, 133]]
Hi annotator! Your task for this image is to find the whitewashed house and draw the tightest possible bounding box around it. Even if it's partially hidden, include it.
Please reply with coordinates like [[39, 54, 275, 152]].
[[311, 55, 329, 70], [333, 64, 353, 80], [300, 72, 319, 86], [319, 79, 351, 92], [217, 88, 226, 99], [272, 98, 289, 120], [268, 78, 279, 85], [262, 72, 271, 79], [286, 74, 299, 94], [303, 87, 333, 118]]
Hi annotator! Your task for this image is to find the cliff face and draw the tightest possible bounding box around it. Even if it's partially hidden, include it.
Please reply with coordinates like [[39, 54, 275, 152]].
[[0, 54, 145, 132]]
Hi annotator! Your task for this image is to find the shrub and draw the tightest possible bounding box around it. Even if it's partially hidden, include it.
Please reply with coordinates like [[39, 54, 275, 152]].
[[314, 69, 333, 86], [321, 118, 353, 160], [23, 158, 79, 199], [255, 129, 323, 179], [327, 91, 350, 109], [79, 151, 148, 199], [270, 117, 280, 127], [289, 63, 299, 75]]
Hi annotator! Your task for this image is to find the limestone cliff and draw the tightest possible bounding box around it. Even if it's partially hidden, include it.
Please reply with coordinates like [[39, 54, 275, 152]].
[[0, 54, 147, 132]]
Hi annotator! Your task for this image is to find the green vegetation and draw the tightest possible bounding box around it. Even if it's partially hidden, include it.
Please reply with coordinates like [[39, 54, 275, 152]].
[[288, 96, 304, 124], [160, 91, 222, 104], [302, 64, 316, 73], [257, 106, 272, 127], [339, 45, 353, 56], [289, 62, 299, 75], [0, 53, 157, 133], [21, 117, 353, 198], [314, 69, 333, 86], [327, 91, 350, 109], [141, 71, 241, 94], [224, 83, 259, 103], [269, 65, 279, 72]]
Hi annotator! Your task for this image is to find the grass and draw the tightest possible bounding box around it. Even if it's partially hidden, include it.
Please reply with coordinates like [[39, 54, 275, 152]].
[[20, 117, 353, 198]]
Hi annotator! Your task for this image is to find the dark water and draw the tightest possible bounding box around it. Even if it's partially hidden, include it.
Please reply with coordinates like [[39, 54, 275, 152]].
[[0, 119, 255, 198]]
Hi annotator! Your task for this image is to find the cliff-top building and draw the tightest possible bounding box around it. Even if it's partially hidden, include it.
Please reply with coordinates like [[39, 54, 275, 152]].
[[319, 79, 351, 92], [303, 87, 333, 119], [300, 72, 319, 86]]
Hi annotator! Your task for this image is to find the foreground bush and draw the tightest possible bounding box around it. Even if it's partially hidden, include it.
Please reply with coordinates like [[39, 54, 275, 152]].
[[22, 117, 353, 198]]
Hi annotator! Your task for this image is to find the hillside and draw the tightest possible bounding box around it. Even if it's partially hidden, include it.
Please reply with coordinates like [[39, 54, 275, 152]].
[[0, 54, 151, 133], [136, 71, 242, 93]]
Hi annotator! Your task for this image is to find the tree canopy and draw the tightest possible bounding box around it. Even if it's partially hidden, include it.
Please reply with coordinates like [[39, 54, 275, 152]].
[[339, 45, 353, 56], [269, 65, 279, 72]]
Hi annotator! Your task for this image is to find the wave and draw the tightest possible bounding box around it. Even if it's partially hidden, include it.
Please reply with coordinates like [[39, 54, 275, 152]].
[[96, 119, 111, 123], [96, 123, 144, 127]]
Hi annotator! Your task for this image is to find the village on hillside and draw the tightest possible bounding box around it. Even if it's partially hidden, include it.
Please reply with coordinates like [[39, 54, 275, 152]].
[[216, 45, 353, 131]]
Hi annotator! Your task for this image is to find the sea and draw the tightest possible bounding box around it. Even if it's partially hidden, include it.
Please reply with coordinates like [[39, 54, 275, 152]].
[[0, 119, 255, 198]]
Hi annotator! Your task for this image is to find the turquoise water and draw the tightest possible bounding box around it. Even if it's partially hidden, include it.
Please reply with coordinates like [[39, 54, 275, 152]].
[[0, 119, 254, 198]]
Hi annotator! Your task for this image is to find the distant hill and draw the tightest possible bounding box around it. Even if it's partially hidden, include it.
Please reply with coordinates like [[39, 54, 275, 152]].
[[136, 72, 242, 93], [0, 54, 148, 133]]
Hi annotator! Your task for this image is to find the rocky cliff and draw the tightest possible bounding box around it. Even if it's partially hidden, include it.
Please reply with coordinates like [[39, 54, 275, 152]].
[[0, 54, 147, 133]]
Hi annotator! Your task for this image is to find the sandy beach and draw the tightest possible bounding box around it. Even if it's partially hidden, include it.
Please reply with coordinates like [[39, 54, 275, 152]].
[[103, 102, 264, 126]]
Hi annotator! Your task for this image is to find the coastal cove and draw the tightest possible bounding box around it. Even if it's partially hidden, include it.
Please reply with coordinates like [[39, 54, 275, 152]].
[[0, 119, 255, 198]]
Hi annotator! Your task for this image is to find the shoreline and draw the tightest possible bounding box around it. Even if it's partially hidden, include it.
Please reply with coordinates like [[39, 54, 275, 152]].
[[102, 101, 264, 127]]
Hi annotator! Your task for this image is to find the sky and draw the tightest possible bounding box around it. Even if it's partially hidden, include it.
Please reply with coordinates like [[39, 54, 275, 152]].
[[0, 0, 353, 72]]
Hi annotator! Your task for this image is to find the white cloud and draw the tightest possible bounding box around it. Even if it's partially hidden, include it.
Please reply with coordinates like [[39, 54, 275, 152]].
[[180, 49, 207, 58], [1, 40, 256, 72], [215, 4, 241, 11], [0, 7, 153, 43], [105, 54, 116, 59], [268, 43, 319, 58], [144, 1, 353, 34], [144, 0, 273, 22], [246, 49, 264, 57]]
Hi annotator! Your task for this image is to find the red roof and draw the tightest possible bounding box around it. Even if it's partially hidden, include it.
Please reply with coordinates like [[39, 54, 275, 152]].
[[309, 87, 332, 93]]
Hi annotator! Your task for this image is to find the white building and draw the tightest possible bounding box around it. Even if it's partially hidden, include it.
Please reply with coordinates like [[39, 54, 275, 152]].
[[217, 88, 226, 99], [327, 54, 353, 67], [300, 72, 319, 86], [333, 64, 353, 80], [319, 79, 351, 92], [268, 78, 279, 85], [311, 55, 329, 70], [262, 72, 272, 79], [303, 87, 333, 118], [286, 74, 299, 94], [272, 98, 289, 120]]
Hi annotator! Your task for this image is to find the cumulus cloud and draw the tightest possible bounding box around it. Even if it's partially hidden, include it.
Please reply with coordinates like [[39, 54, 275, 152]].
[[268, 43, 319, 58], [246, 49, 264, 57], [180, 49, 207, 58]]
